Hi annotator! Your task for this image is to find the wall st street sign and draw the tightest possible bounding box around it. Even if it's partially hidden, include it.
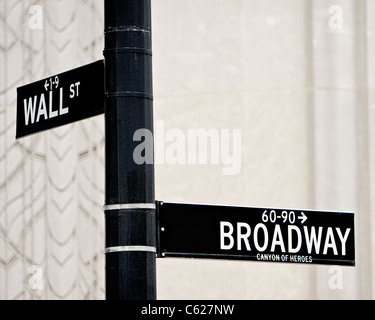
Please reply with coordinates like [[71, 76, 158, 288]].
[[157, 202, 355, 266], [16, 60, 104, 139]]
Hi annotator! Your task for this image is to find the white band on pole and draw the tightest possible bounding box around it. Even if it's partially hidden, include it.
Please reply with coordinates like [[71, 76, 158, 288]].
[[104, 203, 156, 211], [105, 246, 157, 254]]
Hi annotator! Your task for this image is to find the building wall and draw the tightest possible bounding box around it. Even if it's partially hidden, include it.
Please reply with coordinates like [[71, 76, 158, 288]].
[[0, 0, 374, 300], [0, 0, 105, 300]]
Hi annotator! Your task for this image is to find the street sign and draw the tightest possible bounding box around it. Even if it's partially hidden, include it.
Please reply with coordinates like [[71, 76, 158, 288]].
[[157, 202, 355, 266], [16, 60, 104, 139]]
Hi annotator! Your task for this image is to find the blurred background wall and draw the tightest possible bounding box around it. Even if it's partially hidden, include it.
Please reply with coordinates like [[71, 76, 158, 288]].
[[0, 0, 374, 300]]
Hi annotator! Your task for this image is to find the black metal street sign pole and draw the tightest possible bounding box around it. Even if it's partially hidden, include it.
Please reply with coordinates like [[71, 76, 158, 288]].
[[104, 0, 156, 300]]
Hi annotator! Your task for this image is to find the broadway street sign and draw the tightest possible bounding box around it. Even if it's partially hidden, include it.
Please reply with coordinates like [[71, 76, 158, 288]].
[[156, 202, 355, 266], [16, 60, 104, 139]]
